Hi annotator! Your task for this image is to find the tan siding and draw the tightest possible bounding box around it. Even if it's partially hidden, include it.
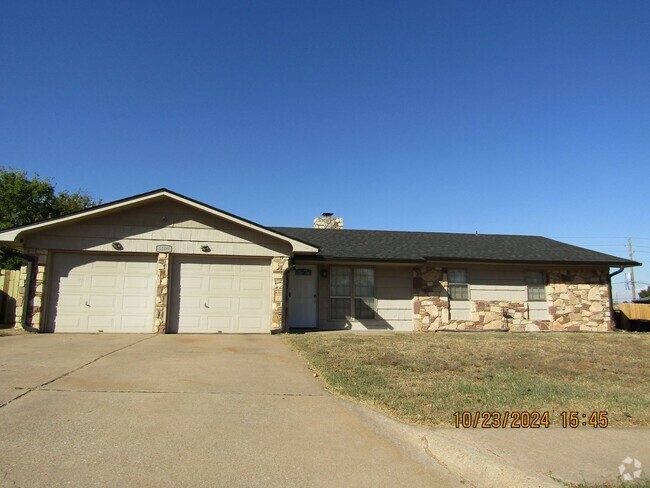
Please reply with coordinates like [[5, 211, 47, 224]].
[[23, 200, 292, 257], [375, 266, 413, 330], [447, 268, 552, 322], [317, 265, 413, 331], [468, 268, 527, 301]]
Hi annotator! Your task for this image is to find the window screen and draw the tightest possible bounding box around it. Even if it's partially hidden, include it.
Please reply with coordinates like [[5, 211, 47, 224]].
[[526, 271, 546, 301], [448, 269, 469, 300]]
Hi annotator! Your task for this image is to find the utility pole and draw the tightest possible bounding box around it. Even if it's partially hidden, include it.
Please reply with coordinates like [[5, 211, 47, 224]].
[[628, 238, 636, 300]]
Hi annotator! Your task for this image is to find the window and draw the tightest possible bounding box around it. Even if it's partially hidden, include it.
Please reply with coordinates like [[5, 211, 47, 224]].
[[448, 268, 469, 300], [330, 267, 351, 319], [330, 266, 375, 319], [526, 271, 546, 301]]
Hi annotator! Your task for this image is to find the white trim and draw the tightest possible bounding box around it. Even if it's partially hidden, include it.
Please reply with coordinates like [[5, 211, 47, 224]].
[[0, 190, 319, 254]]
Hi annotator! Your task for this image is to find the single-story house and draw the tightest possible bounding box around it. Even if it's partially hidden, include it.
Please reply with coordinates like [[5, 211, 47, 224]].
[[0, 189, 640, 333]]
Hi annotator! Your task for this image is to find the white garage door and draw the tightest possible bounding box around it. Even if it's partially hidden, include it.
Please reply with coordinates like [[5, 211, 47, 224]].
[[169, 256, 271, 333], [47, 253, 157, 333]]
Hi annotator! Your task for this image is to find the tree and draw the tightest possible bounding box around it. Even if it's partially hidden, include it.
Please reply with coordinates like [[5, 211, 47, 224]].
[[639, 286, 650, 299], [0, 167, 101, 267]]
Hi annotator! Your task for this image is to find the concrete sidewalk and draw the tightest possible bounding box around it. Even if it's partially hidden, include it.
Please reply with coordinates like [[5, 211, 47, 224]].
[[421, 427, 648, 487], [348, 401, 649, 487]]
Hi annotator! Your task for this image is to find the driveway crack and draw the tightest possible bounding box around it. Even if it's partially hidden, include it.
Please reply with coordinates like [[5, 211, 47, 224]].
[[37, 388, 326, 397], [0, 335, 157, 409]]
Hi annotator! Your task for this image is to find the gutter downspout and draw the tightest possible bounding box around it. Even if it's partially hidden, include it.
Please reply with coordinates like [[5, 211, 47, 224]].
[[0, 248, 37, 330], [607, 266, 626, 329]]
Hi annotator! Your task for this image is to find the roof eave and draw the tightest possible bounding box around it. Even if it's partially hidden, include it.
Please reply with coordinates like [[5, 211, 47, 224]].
[[422, 256, 641, 267]]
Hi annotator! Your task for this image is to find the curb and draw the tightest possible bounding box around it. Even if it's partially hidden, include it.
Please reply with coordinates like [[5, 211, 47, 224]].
[[419, 430, 561, 488], [344, 400, 561, 488]]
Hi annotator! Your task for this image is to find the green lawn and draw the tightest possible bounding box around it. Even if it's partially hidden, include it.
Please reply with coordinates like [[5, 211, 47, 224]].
[[284, 331, 650, 428]]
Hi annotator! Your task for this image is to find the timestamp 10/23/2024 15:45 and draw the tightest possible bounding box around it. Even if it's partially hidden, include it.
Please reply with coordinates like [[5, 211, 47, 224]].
[[453, 411, 609, 429]]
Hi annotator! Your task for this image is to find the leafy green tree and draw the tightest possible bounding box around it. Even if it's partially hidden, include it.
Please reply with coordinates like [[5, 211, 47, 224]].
[[639, 286, 650, 299], [0, 167, 101, 267]]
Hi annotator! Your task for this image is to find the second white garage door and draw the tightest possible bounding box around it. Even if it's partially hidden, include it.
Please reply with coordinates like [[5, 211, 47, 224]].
[[169, 256, 271, 333]]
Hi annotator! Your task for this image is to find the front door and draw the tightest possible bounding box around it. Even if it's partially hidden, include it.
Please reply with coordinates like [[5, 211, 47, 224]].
[[288, 266, 318, 328]]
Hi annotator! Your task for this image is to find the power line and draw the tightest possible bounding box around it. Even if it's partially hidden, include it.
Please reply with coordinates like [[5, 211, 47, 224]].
[[548, 236, 650, 240]]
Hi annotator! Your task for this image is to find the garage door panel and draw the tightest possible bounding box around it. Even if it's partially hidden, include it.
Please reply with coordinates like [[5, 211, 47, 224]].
[[121, 316, 153, 330], [58, 294, 84, 307], [206, 316, 233, 330], [183, 276, 204, 289], [90, 275, 119, 289], [210, 277, 233, 290], [208, 297, 233, 310], [60, 275, 85, 288], [89, 295, 118, 308], [124, 295, 151, 310], [170, 256, 271, 333], [124, 276, 152, 290], [239, 316, 265, 331], [240, 278, 263, 292], [89, 315, 117, 329], [93, 261, 120, 271], [239, 297, 263, 312], [56, 314, 86, 330], [48, 253, 157, 333], [241, 264, 265, 274]]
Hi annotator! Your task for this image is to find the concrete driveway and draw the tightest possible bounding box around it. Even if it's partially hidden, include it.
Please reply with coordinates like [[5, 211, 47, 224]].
[[0, 334, 461, 487]]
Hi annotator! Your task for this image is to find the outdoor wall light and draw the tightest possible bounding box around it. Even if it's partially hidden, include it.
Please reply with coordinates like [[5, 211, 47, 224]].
[[201, 245, 211, 252], [321, 269, 328, 278], [111, 242, 123, 250]]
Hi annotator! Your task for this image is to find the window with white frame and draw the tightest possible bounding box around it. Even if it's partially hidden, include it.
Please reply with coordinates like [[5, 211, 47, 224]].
[[448, 268, 469, 300], [329, 266, 375, 319], [526, 271, 546, 301]]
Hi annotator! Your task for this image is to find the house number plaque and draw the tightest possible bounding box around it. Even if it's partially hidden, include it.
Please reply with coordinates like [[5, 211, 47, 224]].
[[156, 245, 173, 253]]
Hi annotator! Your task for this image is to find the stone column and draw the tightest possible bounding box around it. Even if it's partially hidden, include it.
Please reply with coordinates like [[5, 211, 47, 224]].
[[413, 266, 449, 331], [154, 253, 170, 333], [24, 250, 48, 331], [271, 257, 289, 332], [14, 264, 28, 329]]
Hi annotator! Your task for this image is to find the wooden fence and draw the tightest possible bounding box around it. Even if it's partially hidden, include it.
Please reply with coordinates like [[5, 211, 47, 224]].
[[0, 269, 20, 326], [618, 302, 650, 321]]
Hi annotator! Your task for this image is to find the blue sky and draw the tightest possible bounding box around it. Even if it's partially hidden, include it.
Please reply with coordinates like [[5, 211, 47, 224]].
[[1, 0, 648, 301]]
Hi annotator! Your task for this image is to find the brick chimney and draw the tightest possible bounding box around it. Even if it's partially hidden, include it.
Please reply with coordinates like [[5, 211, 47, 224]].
[[313, 212, 343, 230]]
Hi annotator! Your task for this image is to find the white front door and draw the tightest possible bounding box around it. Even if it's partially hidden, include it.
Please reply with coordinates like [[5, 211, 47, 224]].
[[288, 266, 318, 328]]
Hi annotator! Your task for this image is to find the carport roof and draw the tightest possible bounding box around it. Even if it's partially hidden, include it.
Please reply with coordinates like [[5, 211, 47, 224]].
[[271, 227, 640, 267]]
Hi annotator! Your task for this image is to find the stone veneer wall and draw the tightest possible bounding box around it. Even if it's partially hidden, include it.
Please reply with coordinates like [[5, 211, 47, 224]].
[[271, 257, 289, 331], [154, 253, 170, 333], [412, 266, 449, 331], [445, 300, 549, 331], [546, 269, 611, 331], [412, 266, 611, 332]]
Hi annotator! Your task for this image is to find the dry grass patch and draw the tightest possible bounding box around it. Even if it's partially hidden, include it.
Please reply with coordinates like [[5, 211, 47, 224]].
[[284, 332, 650, 428]]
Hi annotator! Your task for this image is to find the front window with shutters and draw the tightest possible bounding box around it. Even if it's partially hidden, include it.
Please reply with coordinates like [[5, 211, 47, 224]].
[[330, 266, 375, 319]]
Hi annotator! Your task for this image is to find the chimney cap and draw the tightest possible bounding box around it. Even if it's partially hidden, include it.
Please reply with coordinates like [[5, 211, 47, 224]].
[[322, 212, 334, 217]]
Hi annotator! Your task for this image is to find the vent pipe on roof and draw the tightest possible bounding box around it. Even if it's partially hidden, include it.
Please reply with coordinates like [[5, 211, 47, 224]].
[[313, 213, 343, 230]]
